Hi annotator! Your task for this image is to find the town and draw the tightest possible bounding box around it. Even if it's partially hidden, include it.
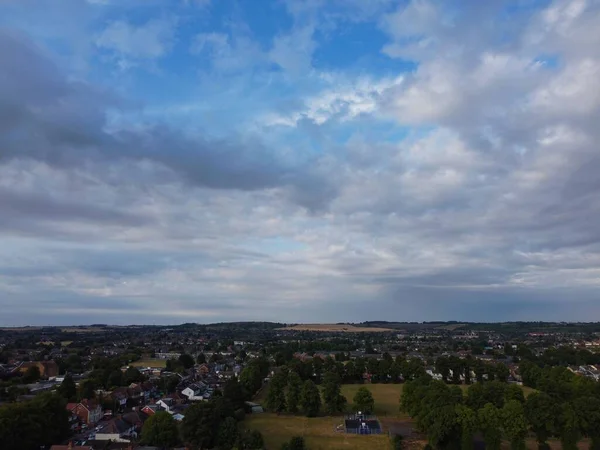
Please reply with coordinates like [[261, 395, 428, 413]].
[[2, 321, 600, 449]]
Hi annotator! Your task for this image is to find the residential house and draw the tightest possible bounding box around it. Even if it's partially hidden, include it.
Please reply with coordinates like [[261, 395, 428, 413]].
[[50, 445, 93, 450], [156, 398, 174, 413], [95, 417, 136, 442], [182, 383, 206, 401], [122, 410, 149, 433], [141, 404, 159, 416], [170, 403, 189, 420], [197, 363, 210, 375], [68, 399, 103, 425], [155, 352, 181, 360]]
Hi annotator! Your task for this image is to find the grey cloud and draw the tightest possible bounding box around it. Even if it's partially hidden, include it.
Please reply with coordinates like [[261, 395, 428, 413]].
[[0, 31, 332, 209]]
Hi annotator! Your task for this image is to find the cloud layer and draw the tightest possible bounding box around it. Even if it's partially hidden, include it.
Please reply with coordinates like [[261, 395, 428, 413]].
[[1, 0, 600, 325]]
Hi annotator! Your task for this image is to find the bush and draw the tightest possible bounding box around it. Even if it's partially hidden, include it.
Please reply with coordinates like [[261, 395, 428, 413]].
[[392, 434, 404, 450]]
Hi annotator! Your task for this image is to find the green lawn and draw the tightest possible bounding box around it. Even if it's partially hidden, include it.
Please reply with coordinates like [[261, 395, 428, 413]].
[[130, 358, 167, 368], [340, 383, 407, 418]]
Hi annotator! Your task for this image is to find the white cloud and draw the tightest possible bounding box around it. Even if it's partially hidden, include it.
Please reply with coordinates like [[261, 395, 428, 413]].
[[95, 18, 176, 67], [269, 24, 316, 74]]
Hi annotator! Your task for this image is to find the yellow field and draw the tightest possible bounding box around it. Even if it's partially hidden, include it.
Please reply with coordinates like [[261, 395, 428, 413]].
[[130, 358, 167, 368], [245, 414, 391, 450], [278, 324, 394, 332]]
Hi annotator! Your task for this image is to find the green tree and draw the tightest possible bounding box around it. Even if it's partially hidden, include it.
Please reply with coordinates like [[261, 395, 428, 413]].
[[391, 434, 404, 450], [456, 404, 478, 450], [266, 372, 287, 413], [57, 373, 77, 401], [321, 371, 346, 415], [502, 400, 528, 450], [574, 396, 600, 450], [287, 370, 302, 413], [123, 366, 143, 385], [288, 436, 306, 450], [179, 353, 195, 369], [504, 384, 525, 404], [107, 369, 123, 387], [223, 377, 245, 409], [299, 380, 321, 417], [181, 402, 217, 448], [217, 416, 238, 450], [478, 403, 502, 450], [141, 411, 179, 447], [78, 379, 96, 400], [23, 365, 41, 383], [0, 392, 70, 450], [495, 363, 510, 383], [197, 352, 207, 364], [524, 392, 556, 449], [557, 402, 579, 450], [238, 429, 264, 449], [353, 386, 375, 414]]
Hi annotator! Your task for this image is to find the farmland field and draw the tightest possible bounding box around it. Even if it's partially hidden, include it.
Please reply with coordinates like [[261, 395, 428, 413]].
[[130, 358, 167, 368], [278, 323, 394, 332]]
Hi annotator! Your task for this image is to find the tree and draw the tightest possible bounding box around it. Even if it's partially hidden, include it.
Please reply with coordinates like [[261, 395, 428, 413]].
[[299, 380, 321, 417], [223, 377, 245, 409], [240, 362, 265, 399], [435, 356, 451, 382], [217, 416, 238, 450], [123, 366, 143, 385], [0, 392, 70, 450], [524, 392, 556, 449], [181, 402, 218, 449], [504, 384, 525, 404], [23, 365, 41, 383], [197, 352, 207, 364], [287, 370, 302, 413], [482, 381, 507, 408], [179, 353, 195, 369], [78, 379, 96, 400], [141, 411, 179, 448], [57, 373, 76, 401], [322, 371, 346, 415], [238, 429, 264, 449], [266, 372, 287, 413], [353, 386, 375, 414], [286, 436, 306, 450], [391, 434, 404, 450], [557, 402, 579, 450], [502, 400, 528, 450], [107, 369, 123, 388], [574, 396, 600, 450], [478, 403, 502, 450], [495, 363, 510, 383], [456, 404, 478, 450]]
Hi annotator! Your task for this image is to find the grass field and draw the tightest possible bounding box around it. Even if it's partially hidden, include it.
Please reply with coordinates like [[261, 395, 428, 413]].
[[130, 358, 167, 368], [279, 324, 394, 332], [245, 414, 392, 450]]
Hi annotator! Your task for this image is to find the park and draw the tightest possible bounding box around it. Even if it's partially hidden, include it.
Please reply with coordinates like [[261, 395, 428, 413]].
[[245, 383, 546, 450]]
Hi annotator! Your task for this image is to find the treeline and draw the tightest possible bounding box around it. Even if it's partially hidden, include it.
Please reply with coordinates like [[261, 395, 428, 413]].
[[0, 392, 70, 450], [402, 371, 600, 449], [140, 364, 269, 449]]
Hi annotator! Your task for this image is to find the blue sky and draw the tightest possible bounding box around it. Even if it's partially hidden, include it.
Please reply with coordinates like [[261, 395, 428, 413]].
[[1, 0, 600, 325]]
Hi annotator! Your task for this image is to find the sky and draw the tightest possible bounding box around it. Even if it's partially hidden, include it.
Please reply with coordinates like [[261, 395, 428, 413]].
[[1, 0, 600, 326]]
